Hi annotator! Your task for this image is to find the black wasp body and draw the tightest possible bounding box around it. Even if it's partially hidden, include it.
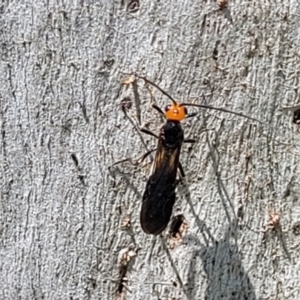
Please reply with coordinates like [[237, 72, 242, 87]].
[[140, 120, 184, 235]]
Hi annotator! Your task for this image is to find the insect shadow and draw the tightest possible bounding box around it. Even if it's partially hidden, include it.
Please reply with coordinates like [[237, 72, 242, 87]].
[[178, 179, 256, 299], [184, 225, 257, 300]]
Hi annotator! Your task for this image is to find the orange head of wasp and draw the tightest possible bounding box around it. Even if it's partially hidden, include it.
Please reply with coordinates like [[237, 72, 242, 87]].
[[164, 102, 188, 121]]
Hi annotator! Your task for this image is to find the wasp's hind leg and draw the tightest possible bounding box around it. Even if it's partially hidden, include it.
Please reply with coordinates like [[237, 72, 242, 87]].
[[178, 162, 185, 178], [175, 162, 185, 185], [175, 139, 195, 183], [136, 148, 157, 164]]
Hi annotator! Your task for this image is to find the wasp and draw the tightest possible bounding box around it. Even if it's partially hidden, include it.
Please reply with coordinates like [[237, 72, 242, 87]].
[[140, 101, 187, 235], [135, 76, 261, 235]]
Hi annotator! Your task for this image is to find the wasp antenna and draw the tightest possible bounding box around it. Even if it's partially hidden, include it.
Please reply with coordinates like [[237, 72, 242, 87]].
[[135, 75, 177, 105], [180, 103, 264, 124]]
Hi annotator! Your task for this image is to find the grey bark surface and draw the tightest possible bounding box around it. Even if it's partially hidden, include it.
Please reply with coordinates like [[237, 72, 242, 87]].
[[1, 1, 300, 299]]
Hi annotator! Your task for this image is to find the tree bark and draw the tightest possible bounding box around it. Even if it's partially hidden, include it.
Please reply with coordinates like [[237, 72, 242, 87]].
[[1, 1, 300, 299]]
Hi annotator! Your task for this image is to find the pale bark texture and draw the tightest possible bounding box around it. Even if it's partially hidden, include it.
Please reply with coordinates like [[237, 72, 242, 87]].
[[1, 1, 300, 299]]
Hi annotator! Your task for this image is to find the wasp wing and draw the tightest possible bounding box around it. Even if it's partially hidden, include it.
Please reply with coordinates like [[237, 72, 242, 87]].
[[140, 142, 181, 235]]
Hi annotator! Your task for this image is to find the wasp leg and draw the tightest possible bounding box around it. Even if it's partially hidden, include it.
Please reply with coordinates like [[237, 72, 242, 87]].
[[184, 139, 196, 143], [110, 148, 157, 169], [137, 148, 157, 164], [140, 128, 159, 139], [186, 112, 198, 118], [175, 162, 185, 185], [178, 162, 185, 178], [151, 103, 165, 117]]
